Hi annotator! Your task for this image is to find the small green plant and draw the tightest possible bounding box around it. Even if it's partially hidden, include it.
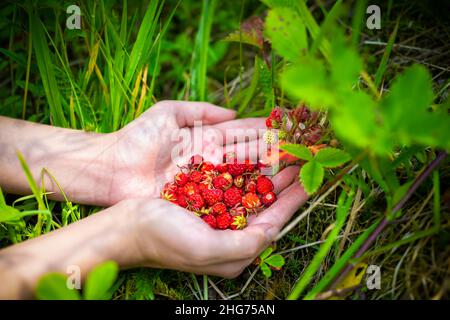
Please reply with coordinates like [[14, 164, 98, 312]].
[[280, 145, 351, 195], [35, 261, 119, 300], [258, 247, 285, 278]]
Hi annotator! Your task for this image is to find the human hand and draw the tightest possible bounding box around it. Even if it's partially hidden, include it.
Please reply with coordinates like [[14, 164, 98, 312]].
[[125, 165, 306, 277], [107, 100, 267, 204]]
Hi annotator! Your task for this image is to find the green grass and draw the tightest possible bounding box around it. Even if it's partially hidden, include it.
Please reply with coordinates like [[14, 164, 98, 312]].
[[0, 0, 448, 300]]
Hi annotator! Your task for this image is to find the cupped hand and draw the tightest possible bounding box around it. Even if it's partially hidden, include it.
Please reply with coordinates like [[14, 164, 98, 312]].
[[125, 165, 307, 278], [107, 101, 266, 204]]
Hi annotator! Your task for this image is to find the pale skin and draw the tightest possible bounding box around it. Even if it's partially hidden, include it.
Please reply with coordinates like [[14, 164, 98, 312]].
[[0, 101, 308, 299]]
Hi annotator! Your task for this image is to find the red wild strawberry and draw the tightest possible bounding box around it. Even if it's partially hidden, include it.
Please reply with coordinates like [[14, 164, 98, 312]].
[[189, 170, 204, 183], [202, 188, 223, 206], [174, 172, 189, 187], [231, 214, 247, 230], [177, 193, 188, 208], [245, 180, 257, 193], [265, 117, 273, 129], [216, 213, 232, 230], [212, 176, 230, 191], [211, 202, 227, 216], [215, 163, 228, 173], [256, 176, 274, 194], [230, 206, 246, 217], [202, 215, 217, 229], [188, 193, 204, 211], [228, 163, 246, 177], [244, 159, 255, 172], [189, 154, 204, 165], [224, 187, 242, 208], [234, 175, 244, 188], [161, 189, 177, 203], [162, 182, 178, 193], [242, 192, 261, 210], [182, 182, 199, 197], [197, 181, 211, 192], [200, 161, 215, 174], [270, 107, 283, 122], [262, 191, 277, 206]]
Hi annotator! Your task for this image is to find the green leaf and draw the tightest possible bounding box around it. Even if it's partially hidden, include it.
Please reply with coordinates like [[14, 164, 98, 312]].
[[259, 247, 274, 260], [29, 13, 67, 127], [264, 7, 307, 62], [260, 262, 272, 278], [265, 254, 285, 268], [315, 148, 351, 168], [380, 64, 450, 150], [36, 273, 81, 300], [280, 144, 313, 161], [83, 261, 119, 300], [300, 160, 324, 195], [281, 59, 336, 109]]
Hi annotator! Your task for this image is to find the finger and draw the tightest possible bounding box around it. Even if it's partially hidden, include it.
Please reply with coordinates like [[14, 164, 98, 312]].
[[250, 181, 308, 230], [211, 118, 266, 140], [271, 166, 300, 194], [158, 100, 237, 127], [209, 222, 276, 262], [223, 138, 264, 162]]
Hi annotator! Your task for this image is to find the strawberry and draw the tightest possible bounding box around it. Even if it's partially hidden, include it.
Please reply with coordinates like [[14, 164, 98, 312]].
[[202, 215, 217, 229], [256, 176, 274, 194], [244, 159, 255, 172], [269, 107, 283, 122], [231, 214, 247, 230], [182, 182, 199, 197], [230, 206, 246, 217], [161, 189, 177, 203], [174, 172, 189, 187], [189, 154, 204, 165], [234, 175, 244, 188], [262, 191, 277, 207], [188, 193, 204, 211], [215, 163, 228, 173], [211, 202, 227, 216], [265, 117, 273, 129], [162, 182, 178, 193], [212, 174, 232, 190], [216, 213, 232, 230], [228, 163, 246, 177], [177, 193, 188, 208], [224, 187, 242, 208], [189, 170, 204, 183], [197, 181, 211, 192], [200, 161, 215, 174], [245, 180, 257, 193], [242, 192, 261, 210], [202, 188, 223, 206]]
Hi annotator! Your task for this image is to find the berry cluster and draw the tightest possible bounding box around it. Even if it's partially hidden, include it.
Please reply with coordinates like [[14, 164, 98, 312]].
[[264, 104, 324, 147], [160, 153, 277, 230]]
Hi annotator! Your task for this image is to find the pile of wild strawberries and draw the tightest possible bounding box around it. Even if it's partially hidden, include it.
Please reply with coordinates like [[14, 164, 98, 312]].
[[160, 153, 276, 230]]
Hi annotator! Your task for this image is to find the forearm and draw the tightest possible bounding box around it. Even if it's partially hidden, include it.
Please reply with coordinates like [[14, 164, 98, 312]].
[[0, 200, 138, 299], [0, 116, 117, 205]]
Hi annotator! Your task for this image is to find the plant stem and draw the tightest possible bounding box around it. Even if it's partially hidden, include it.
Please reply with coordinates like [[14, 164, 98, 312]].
[[329, 151, 447, 289]]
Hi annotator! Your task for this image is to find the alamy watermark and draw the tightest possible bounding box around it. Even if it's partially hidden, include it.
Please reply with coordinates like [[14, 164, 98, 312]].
[[366, 5, 381, 30]]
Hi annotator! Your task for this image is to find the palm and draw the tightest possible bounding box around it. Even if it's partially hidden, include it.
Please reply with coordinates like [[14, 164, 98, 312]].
[[132, 164, 307, 277], [108, 101, 266, 203]]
